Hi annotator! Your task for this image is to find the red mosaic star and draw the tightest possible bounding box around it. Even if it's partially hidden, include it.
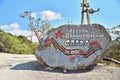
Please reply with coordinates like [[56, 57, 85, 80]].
[[89, 41, 99, 47], [56, 30, 63, 39]]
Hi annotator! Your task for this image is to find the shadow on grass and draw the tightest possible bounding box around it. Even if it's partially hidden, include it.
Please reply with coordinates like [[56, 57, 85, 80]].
[[11, 61, 97, 74]]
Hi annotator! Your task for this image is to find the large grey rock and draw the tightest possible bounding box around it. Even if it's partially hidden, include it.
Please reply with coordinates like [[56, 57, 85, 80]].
[[35, 24, 111, 70]]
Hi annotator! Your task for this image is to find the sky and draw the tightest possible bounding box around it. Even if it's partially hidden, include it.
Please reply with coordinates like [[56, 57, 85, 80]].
[[0, 0, 120, 42]]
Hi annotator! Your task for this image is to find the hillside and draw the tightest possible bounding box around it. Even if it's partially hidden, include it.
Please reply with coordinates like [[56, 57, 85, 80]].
[[0, 29, 37, 54], [106, 25, 120, 40], [105, 25, 120, 61]]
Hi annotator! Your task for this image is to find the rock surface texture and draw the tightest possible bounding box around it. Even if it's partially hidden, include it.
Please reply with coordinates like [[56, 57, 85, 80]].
[[36, 24, 111, 70]]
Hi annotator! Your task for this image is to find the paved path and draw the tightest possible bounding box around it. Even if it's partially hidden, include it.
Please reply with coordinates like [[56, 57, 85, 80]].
[[0, 53, 120, 80]]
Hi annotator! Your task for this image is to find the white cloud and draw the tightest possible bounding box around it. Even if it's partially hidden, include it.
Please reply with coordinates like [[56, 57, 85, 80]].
[[0, 25, 9, 30], [0, 22, 38, 42], [40, 10, 63, 21], [8, 29, 32, 36], [31, 12, 37, 18], [7, 29, 38, 42], [0, 22, 19, 30], [10, 22, 20, 29]]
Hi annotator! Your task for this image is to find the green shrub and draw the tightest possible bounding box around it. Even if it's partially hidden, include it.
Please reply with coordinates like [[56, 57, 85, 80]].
[[105, 39, 120, 61], [0, 29, 38, 54]]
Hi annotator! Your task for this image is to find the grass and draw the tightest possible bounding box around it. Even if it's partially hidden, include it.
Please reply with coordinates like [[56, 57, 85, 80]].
[[0, 29, 38, 54]]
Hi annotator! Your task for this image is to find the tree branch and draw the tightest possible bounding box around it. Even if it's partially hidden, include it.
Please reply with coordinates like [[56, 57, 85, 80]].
[[103, 57, 120, 64]]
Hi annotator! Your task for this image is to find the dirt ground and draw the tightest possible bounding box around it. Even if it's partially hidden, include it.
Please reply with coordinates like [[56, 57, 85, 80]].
[[0, 53, 120, 80]]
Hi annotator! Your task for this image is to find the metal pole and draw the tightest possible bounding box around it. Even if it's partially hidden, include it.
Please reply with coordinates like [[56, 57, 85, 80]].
[[86, 0, 90, 25], [81, 0, 85, 25], [81, 0, 91, 25]]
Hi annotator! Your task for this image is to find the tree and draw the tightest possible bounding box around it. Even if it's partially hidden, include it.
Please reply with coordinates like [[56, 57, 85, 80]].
[[20, 11, 51, 43]]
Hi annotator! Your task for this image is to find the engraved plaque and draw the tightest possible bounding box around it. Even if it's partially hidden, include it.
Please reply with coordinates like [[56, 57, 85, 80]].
[[35, 24, 111, 70]]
